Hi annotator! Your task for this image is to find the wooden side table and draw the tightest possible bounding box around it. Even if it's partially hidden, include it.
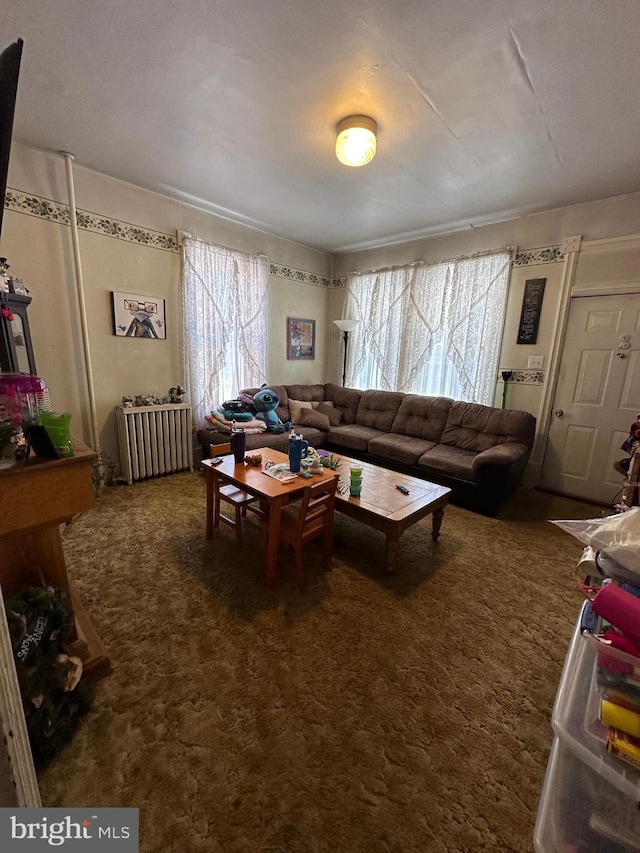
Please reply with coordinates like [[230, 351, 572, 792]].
[[0, 439, 111, 680]]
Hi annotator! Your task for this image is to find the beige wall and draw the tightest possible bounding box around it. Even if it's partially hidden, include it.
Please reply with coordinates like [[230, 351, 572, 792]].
[[3, 141, 640, 477], [2, 143, 332, 469], [333, 191, 640, 275]]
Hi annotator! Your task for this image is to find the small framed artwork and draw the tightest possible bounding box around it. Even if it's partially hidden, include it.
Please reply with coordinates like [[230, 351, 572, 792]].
[[287, 317, 315, 360], [516, 278, 546, 345], [112, 291, 166, 339]]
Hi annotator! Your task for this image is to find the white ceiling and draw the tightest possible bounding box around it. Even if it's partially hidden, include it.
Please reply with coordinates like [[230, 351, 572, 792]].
[[5, 0, 640, 254]]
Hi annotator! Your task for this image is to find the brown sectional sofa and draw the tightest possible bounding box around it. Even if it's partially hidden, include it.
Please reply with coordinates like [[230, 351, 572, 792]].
[[197, 383, 536, 516]]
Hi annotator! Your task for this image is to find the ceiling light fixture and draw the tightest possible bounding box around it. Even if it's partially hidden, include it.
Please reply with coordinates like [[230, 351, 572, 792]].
[[335, 115, 377, 167]]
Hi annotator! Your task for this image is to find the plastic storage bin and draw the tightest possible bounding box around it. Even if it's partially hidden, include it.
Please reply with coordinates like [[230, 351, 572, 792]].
[[535, 737, 640, 852], [552, 604, 640, 799], [535, 602, 640, 851]]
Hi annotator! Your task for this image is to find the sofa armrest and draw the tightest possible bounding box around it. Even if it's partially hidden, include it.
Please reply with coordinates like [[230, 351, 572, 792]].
[[472, 442, 530, 470]]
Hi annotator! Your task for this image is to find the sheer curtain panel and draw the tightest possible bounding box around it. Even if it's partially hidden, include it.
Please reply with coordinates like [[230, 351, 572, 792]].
[[342, 249, 510, 405], [181, 237, 269, 424]]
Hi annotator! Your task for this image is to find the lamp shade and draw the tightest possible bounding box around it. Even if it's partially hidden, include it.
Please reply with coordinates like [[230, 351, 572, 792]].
[[334, 319, 358, 333], [335, 116, 377, 167]]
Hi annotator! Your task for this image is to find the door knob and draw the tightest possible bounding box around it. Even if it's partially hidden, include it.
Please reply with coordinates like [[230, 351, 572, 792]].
[[617, 352, 626, 359], [555, 409, 564, 417]]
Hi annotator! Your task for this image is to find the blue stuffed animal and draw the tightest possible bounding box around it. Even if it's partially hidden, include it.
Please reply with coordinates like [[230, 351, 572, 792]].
[[253, 384, 292, 433]]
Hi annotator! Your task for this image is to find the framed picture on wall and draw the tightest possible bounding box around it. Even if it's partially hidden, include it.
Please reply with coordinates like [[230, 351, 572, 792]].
[[112, 291, 166, 339], [516, 278, 546, 345], [287, 317, 315, 360]]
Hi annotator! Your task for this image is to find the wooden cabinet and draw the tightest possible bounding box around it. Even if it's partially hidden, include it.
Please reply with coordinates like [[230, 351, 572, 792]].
[[0, 293, 36, 374], [0, 439, 111, 680]]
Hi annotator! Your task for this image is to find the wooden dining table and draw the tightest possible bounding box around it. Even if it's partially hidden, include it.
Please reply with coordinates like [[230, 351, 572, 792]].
[[201, 446, 338, 587]]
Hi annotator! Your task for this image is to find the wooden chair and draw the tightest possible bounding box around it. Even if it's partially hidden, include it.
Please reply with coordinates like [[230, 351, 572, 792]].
[[209, 442, 260, 545], [264, 476, 338, 589]]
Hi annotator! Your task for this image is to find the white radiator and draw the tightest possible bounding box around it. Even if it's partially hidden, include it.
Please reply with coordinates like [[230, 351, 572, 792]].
[[116, 403, 193, 485]]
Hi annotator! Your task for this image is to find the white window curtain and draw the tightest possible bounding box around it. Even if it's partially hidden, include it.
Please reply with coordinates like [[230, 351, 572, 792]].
[[181, 236, 270, 424], [343, 249, 510, 405]]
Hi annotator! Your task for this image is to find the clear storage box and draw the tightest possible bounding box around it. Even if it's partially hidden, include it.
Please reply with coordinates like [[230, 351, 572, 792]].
[[534, 602, 640, 852], [535, 737, 640, 852]]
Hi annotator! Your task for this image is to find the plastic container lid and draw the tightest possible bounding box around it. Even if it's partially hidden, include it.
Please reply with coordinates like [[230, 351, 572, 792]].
[[0, 372, 47, 394]]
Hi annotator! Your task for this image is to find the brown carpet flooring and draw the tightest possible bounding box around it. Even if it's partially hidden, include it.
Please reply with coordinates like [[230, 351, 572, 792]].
[[37, 472, 601, 852]]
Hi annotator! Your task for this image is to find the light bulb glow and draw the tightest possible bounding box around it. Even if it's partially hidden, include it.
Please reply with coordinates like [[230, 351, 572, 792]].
[[335, 116, 377, 167]]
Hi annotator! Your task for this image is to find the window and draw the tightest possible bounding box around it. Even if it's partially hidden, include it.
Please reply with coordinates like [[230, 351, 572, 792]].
[[343, 250, 510, 405], [181, 237, 270, 423]]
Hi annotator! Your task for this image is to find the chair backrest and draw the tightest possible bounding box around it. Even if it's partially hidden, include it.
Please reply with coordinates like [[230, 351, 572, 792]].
[[210, 441, 232, 457], [294, 476, 338, 541]]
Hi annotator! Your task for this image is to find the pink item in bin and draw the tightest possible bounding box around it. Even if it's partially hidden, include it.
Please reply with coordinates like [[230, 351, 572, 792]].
[[597, 630, 640, 677], [592, 583, 640, 646]]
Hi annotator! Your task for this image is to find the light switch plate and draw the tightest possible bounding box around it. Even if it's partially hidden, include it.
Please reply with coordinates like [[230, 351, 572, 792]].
[[528, 355, 544, 369]]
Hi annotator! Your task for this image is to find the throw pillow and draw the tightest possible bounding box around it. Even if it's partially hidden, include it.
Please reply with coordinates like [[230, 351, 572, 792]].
[[318, 401, 342, 426], [288, 399, 313, 423], [299, 408, 331, 430]]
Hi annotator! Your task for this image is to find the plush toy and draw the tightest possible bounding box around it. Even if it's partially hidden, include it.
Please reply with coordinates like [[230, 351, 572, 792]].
[[615, 417, 640, 476], [253, 384, 292, 433], [621, 420, 640, 454], [221, 399, 253, 422]]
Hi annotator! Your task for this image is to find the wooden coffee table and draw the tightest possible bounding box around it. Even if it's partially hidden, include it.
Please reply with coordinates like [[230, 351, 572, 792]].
[[328, 451, 451, 573]]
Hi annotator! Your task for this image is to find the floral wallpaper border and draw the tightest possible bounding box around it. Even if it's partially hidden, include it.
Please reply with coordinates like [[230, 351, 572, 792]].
[[513, 246, 564, 266], [5, 189, 564, 282], [497, 369, 545, 385], [269, 264, 332, 288], [5, 189, 336, 285], [5, 189, 180, 252]]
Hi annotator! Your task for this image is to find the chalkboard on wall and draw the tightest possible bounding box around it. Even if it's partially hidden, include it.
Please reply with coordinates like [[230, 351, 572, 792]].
[[517, 278, 546, 345]]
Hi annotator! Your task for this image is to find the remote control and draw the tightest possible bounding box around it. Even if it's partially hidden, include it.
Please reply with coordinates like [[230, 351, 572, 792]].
[[211, 457, 223, 465], [395, 484, 410, 494]]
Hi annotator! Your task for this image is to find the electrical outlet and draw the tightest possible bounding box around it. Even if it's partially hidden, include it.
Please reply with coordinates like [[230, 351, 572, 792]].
[[528, 355, 544, 369]]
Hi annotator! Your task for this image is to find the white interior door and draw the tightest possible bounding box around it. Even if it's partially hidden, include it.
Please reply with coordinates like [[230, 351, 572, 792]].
[[541, 294, 640, 505]]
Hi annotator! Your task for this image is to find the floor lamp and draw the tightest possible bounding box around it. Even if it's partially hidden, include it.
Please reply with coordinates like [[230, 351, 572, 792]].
[[334, 320, 358, 387]]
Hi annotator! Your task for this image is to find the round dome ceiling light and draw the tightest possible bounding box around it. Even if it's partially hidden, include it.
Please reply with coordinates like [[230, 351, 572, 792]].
[[335, 115, 377, 167]]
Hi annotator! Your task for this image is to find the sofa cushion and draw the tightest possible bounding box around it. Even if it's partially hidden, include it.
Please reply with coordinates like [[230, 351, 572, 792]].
[[471, 442, 531, 470], [391, 395, 452, 441], [324, 384, 361, 425], [418, 445, 478, 481], [294, 425, 325, 447], [327, 424, 384, 452], [288, 399, 314, 423], [368, 433, 438, 466], [284, 384, 326, 404], [355, 389, 404, 432], [318, 401, 341, 426], [200, 426, 290, 454], [440, 401, 536, 453], [299, 408, 331, 431]]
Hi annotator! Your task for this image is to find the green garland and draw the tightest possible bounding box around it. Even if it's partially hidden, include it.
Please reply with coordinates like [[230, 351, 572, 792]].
[[5, 585, 93, 766]]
